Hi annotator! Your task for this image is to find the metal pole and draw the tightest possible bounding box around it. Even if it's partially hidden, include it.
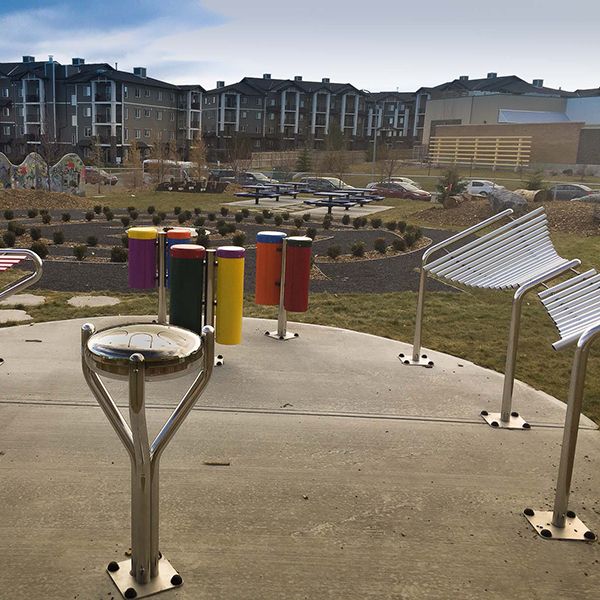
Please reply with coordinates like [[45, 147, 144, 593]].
[[277, 239, 288, 338], [411, 268, 427, 363], [157, 231, 167, 324], [500, 291, 525, 422], [205, 249, 216, 328], [128, 354, 152, 585]]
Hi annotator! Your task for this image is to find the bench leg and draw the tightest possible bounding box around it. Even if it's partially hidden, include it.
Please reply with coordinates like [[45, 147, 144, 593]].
[[399, 268, 434, 367]]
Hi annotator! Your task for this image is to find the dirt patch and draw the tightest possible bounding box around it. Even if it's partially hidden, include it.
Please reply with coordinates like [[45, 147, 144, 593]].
[[0, 189, 94, 211], [413, 199, 600, 236]]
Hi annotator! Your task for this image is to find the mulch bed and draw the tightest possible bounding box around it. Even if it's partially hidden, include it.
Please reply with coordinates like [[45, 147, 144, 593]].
[[0, 189, 94, 211]]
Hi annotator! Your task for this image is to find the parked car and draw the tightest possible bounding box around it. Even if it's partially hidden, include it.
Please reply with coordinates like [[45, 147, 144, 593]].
[[368, 181, 431, 201], [236, 171, 279, 185], [547, 183, 592, 201], [463, 180, 501, 197], [572, 191, 600, 203], [368, 176, 420, 189], [84, 166, 118, 186], [208, 168, 236, 183], [298, 176, 355, 191]]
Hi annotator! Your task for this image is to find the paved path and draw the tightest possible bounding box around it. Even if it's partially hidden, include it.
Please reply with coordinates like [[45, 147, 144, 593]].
[[1, 317, 599, 599]]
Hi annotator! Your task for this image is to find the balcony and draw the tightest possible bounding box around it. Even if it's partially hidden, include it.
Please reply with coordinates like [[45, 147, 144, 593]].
[[94, 93, 111, 102], [191, 101, 201, 110], [190, 120, 200, 129], [25, 95, 40, 103], [95, 114, 112, 124]]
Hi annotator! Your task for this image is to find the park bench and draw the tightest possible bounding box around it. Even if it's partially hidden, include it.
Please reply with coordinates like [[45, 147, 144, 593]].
[[400, 206, 580, 429], [522, 269, 600, 541], [0, 248, 43, 303]]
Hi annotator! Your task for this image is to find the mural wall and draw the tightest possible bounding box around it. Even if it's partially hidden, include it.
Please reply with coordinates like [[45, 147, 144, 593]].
[[0, 152, 84, 194]]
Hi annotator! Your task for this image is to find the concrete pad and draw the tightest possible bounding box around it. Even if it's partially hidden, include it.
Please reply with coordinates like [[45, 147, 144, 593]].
[[290, 203, 393, 218], [1, 317, 599, 599], [67, 295, 121, 308], [224, 198, 303, 210], [0, 293, 46, 307], [0, 309, 32, 323]]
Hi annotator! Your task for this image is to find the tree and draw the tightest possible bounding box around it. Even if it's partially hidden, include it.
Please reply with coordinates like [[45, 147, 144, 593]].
[[321, 122, 349, 180], [523, 169, 546, 191], [37, 124, 66, 191], [226, 133, 253, 173], [146, 133, 177, 186], [123, 138, 143, 190], [376, 146, 403, 182], [437, 168, 466, 202], [296, 146, 312, 172], [88, 135, 105, 194], [188, 133, 208, 183]]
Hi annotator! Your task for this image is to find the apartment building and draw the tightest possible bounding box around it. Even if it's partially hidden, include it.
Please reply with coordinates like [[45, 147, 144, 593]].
[[0, 56, 204, 163]]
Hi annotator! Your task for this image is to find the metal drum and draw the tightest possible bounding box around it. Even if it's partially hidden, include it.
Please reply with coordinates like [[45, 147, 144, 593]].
[[84, 323, 203, 381]]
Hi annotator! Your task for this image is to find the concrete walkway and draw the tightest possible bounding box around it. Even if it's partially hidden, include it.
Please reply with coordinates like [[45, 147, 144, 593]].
[[1, 317, 599, 599]]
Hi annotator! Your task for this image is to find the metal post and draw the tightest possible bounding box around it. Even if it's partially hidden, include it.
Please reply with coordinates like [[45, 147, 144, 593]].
[[204, 249, 223, 365], [157, 231, 167, 325], [266, 238, 298, 340], [524, 324, 599, 541]]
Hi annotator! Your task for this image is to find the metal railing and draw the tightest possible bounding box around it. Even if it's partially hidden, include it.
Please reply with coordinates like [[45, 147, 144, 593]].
[[0, 249, 43, 303], [401, 207, 580, 429]]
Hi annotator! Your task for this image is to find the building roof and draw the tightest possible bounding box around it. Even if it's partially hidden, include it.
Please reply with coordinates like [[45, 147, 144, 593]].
[[498, 109, 570, 123], [573, 87, 600, 98], [206, 76, 363, 96], [369, 91, 414, 102]]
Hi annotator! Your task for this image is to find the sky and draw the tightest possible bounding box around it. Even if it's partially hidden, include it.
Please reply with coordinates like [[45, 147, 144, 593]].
[[0, 0, 599, 92]]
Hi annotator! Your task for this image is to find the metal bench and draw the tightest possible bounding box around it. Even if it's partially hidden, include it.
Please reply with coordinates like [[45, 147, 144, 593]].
[[235, 191, 279, 205], [0, 248, 43, 302], [400, 206, 580, 429], [523, 270, 600, 541]]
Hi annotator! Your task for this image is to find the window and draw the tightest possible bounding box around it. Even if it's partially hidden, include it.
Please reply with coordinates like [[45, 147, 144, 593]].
[[144, 129, 150, 137], [241, 97, 247, 104], [170, 112, 175, 121], [123, 86, 128, 98], [135, 129, 141, 139], [71, 115, 77, 127], [17, 88, 22, 97], [170, 131, 175, 140], [144, 109, 151, 118], [257, 98, 262, 106], [135, 109, 141, 119], [241, 111, 246, 118], [157, 111, 163, 120], [269, 113, 275, 120], [144, 89, 150, 97], [270, 99, 275, 106], [255, 126, 261, 133], [157, 91, 163, 100], [84, 107, 92, 117], [257, 112, 262, 120], [84, 126, 92, 137], [170, 93, 175, 102], [84, 86, 91, 97], [2, 126, 10, 136], [134, 88, 141, 98], [17, 107, 23, 117], [124, 128, 129, 141], [2, 107, 9, 117], [125, 108, 129, 120], [1, 89, 8, 98]]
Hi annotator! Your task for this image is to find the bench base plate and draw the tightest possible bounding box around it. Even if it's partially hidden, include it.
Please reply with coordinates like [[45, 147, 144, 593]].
[[523, 509, 597, 541], [107, 555, 182, 598], [480, 411, 530, 429], [265, 330, 299, 341], [398, 353, 434, 368]]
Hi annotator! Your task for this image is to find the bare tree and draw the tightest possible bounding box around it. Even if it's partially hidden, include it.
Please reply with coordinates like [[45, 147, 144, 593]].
[[226, 132, 252, 174], [123, 138, 143, 190], [188, 133, 208, 183]]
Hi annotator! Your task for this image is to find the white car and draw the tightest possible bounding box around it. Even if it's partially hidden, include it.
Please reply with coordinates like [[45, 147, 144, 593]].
[[464, 179, 501, 196], [367, 176, 419, 189]]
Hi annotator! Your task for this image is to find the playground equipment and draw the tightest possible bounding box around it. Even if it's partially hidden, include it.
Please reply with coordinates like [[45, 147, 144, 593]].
[[0, 248, 43, 303], [81, 321, 215, 598], [127, 226, 245, 363], [524, 270, 600, 541], [255, 231, 312, 340], [401, 207, 580, 429]]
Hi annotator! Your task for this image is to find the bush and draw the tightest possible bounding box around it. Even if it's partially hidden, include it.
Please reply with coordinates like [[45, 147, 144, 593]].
[[524, 169, 546, 191], [105, 211, 114, 221], [2, 231, 16, 247], [234, 212, 244, 223], [414, 226, 423, 240], [436, 167, 467, 202], [9, 222, 25, 236], [281, 211, 290, 221], [121, 216, 131, 227], [3, 210, 14, 220], [147, 205, 156, 214], [294, 217, 304, 229], [194, 216, 206, 227], [370, 218, 382, 229], [152, 215, 161, 226], [322, 218, 331, 230], [127, 206, 136, 213], [274, 215, 283, 226], [130, 210, 139, 221], [193, 207, 201, 215], [302, 212, 311, 222], [52, 230, 64, 245], [351, 241, 365, 257], [102, 206, 110, 214], [61, 212, 71, 222], [226, 222, 237, 234], [85, 211, 94, 221], [327, 245, 342, 259], [196, 232, 210, 247], [42, 214, 52, 224], [27, 208, 38, 219], [374, 237, 387, 254], [30, 227, 42, 241], [177, 213, 187, 224], [241, 208, 250, 218], [398, 220, 407, 233], [86, 235, 98, 247], [385, 220, 397, 231], [39, 209, 48, 216], [254, 214, 265, 224], [174, 206, 182, 215], [110, 246, 128, 263], [404, 232, 416, 247], [158, 211, 167, 222], [30, 241, 49, 258], [73, 245, 87, 261], [216, 219, 226, 229], [262, 209, 272, 219], [122, 234, 129, 248], [93, 205, 102, 214], [392, 238, 407, 252], [305, 227, 317, 240], [232, 231, 247, 246], [342, 214, 351, 225], [207, 212, 216, 221], [220, 206, 229, 217], [353, 217, 362, 229], [217, 225, 228, 237]]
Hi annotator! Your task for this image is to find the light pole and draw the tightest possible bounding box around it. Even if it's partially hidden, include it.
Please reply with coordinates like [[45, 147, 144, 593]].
[[371, 103, 381, 178]]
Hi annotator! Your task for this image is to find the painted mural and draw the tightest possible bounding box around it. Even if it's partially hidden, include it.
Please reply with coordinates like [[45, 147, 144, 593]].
[[0, 152, 84, 194]]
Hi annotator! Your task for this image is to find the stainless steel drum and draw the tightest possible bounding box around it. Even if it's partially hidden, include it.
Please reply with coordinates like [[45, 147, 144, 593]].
[[84, 323, 203, 380]]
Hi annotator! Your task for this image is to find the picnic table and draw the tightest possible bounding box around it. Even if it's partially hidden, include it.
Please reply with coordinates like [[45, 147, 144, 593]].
[[303, 198, 357, 214], [235, 185, 280, 205], [314, 190, 383, 207], [264, 183, 300, 198]]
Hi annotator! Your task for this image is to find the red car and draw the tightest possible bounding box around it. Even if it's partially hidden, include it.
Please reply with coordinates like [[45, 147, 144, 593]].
[[369, 181, 431, 201]]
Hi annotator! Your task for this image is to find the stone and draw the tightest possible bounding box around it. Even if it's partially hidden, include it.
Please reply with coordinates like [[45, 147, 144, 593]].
[[0, 309, 32, 323], [0, 293, 46, 307], [67, 295, 121, 308], [488, 188, 528, 215]]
